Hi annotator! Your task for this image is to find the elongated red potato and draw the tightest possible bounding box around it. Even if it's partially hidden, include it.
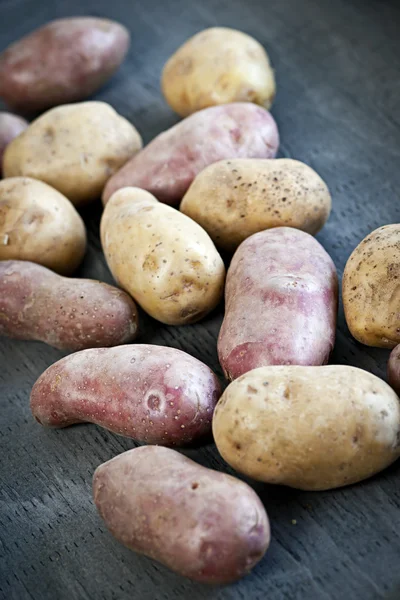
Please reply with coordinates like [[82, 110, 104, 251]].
[[0, 261, 138, 350], [30, 345, 221, 446], [388, 344, 400, 395], [93, 446, 270, 583], [218, 227, 338, 380]]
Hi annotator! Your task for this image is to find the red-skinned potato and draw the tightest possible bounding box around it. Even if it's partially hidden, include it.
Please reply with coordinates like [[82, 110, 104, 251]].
[[0, 112, 27, 174], [93, 446, 270, 584], [388, 344, 400, 395], [30, 345, 221, 446]]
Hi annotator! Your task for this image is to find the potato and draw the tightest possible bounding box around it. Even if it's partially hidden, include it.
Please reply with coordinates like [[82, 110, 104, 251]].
[[0, 177, 86, 274], [102, 103, 279, 206], [0, 18, 130, 113], [0, 260, 138, 350], [388, 344, 400, 395], [218, 227, 338, 380], [0, 112, 27, 174], [101, 187, 225, 325], [343, 224, 400, 348], [161, 27, 276, 117], [180, 159, 331, 251], [3, 102, 142, 207], [93, 446, 270, 583], [30, 344, 221, 446], [213, 365, 400, 491]]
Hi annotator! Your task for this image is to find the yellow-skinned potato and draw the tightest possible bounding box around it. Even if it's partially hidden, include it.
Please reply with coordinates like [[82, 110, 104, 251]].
[[162, 27, 276, 117], [213, 365, 400, 491], [180, 159, 331, 251], [343, 224, 400, 348], [101, 187, 225, 325], [3, 102, 142, 206]]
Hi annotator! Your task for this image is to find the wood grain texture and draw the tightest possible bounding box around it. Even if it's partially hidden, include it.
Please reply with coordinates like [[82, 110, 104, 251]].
[[1, 0, 400, 598]]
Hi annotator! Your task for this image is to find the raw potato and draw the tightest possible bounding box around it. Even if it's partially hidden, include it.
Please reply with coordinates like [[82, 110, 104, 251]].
[[218, 228, 338, 380], [388, 344, 400, 395], [343, 224, 400, 348], [0, 112, 27, 174], [3, 102, 142, 206], [93, 446, 270, 583], [102, 103, 279, 206], [101, 187, 225, 325], [30, 345, 221, 446], [180, 158, 331, 251], [161, 27, 276, 117], [0, 177, 86, 274], [0, 260, 138, 350], [0, 17, 130, 113], [213, 365, 400, 491]]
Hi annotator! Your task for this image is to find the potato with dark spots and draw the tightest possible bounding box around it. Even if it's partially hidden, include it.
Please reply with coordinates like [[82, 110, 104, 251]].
[[93, 446, 270, 583], [0, 261, 138, 350], [218, 227, 338, 380], [101, 187, 225, 325], [388, 344, 400, 395], [102, 103, 279, 206], [213, 365, 400, 491], [30, 345, 221, 446], [343, 224, 400, 348], [0, 112, 27, 174]]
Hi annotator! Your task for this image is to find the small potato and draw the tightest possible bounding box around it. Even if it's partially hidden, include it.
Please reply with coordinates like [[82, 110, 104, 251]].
[[180, 159, 331, 251], [343, 224, 400, 348], [101, 187, 225, 325], [213, 365, 400, 491], [30, 345, 221, 446], [161, 27, 276, 117], [218, 228, 338, 380], [0, 177, 86, 274], [0, 112, 27, 174], [93, 446, 270, 583], [3, 102, 142, 206], [0, 18, 130, 113], [102, 103, 279, 206], [388, 345, 400, 395], [0, 260, 138, 350]]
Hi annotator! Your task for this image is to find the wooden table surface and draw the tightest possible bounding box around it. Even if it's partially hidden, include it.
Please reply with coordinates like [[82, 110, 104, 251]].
[[1, 0, 400, 598]]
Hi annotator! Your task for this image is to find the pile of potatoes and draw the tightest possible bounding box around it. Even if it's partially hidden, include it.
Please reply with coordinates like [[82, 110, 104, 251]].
[[0, 18, 399, 586]]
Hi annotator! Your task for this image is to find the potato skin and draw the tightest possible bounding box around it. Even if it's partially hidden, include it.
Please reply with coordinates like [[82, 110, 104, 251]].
[[343, 224, 400, 348], [3, 102, 142, 206], [0, 18, 130, 113], [93, 446, 270, 583], [218, 228, 338, 380], [161, 27, 276, 117], [180, 159, 331, 251], [213, 365, 400, 491], [30, 345, 221, 446], [388, 345, 400, 395], [0, 112, 27, 174], [102, 103, 279, 206], [0, 177, 86, 274], [101, 187, 225, 325], [0, 260, 138, 350]]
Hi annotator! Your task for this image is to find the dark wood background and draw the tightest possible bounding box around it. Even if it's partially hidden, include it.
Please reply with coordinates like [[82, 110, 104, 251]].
[[1, 0, 400, 598]]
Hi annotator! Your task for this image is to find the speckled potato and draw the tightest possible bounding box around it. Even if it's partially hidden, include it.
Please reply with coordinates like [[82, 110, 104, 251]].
[[213, 365, 400, 491], [101, 187, 225, 325], [93, 446, 270, 583], [161, 27, 276, 117], [0, 177, 86, 274], [180, 159, 331, 251], [0, 260, 138, 350], [388, 345, 400, 395], [30, 345, 221, 446], [0, 112, 27, 174], [3, 102, 142, 206], [343, 224, 400, 348], [102, 103, 279, 206]]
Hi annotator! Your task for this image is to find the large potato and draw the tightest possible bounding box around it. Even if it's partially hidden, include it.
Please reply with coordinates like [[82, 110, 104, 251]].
[[343, 224, 400, 348], [180, 159, 331, 251], [0, 177, 86, 274], [93, 446, 270, 583], [101, 187, 225, 325], [388, 344, 400, 395], [161, 27, 276, 117], [102, 103, 279, 206], [30, 345, 221, 446], [218, 227, 338, 380], [0, 18, 130, 113], [3, 102, 142, 206], [213, 365, 400, 491], [0, 260, 138, 350], [0, 112, 27, 174]]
